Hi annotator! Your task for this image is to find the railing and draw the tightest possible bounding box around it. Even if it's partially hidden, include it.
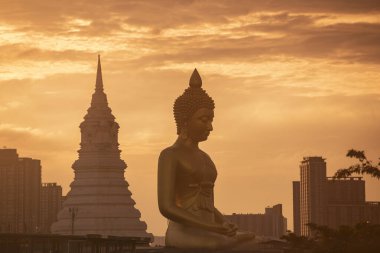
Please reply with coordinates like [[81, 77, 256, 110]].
[[326, 177, 363, 181]]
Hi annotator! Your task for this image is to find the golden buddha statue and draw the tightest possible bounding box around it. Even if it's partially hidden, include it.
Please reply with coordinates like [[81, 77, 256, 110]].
[[158, 69, 255, 250]]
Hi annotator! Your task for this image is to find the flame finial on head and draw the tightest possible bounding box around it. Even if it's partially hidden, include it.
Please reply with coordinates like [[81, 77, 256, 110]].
[[189, 68, 202, 88]]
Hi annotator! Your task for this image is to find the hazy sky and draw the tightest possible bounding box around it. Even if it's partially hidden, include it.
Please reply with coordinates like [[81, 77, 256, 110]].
[[1, 0, 379, 236]]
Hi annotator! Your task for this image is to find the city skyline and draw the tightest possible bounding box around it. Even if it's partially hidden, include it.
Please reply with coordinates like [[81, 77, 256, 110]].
[[293, 156, 380, 236], [1, 1, 380, 236]]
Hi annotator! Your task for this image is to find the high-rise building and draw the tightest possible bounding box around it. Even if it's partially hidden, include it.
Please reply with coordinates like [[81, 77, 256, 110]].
[[224, 204, 287, 238], [325, 177, 380, 228], [51, 56, 152, 239], [0, 149, 41, 233], [40, 183, 62, 233], [292, 181, 301, 236], [299, 157, 327, 236], [294, 156, 380, 236]]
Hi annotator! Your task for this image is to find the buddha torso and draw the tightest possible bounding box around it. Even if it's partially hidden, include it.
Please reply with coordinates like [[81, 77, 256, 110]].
[[173, 146, 217, 222]]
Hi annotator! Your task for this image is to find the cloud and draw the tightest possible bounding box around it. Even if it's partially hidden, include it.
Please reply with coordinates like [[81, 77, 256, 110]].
[[1, 1, 380, 83], [1, 1, 379, 32], [0, 123, 51, 136], [0, 44, 94, 62], [0, 61, 93, 80], [0, 123, 69, 152], [146, 13, 380, 64]]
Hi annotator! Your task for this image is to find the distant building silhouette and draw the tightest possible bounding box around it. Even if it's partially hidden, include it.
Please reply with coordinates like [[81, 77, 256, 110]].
[[0, 149, 41, 233], [224, 204, 287, 238], [293, 156, 380, 236], [292, 181, 300, 236], [40, 183, 63, 233]]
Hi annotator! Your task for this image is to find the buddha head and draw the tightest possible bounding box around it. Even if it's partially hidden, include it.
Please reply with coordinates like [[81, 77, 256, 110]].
[[173, 69, 215, 142]]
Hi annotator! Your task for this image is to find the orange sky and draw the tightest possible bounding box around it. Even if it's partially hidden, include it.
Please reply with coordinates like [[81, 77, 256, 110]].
[[1, 1, 380, 236]]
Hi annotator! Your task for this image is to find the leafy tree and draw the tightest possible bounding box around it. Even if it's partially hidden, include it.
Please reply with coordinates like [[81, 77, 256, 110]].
[[334, 149, 380, 179], [281, 231, 314, 250], [282, 223, 380, 253]]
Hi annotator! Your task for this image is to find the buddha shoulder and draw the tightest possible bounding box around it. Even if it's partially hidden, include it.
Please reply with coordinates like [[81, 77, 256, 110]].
[[158, 146, 189, 162], [159, 146, 198, 172], [158, 146, 182, 165]]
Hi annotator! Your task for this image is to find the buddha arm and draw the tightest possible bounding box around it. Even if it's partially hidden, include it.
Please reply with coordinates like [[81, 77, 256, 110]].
[[158, 149, 228, 234], [214, 207, 227, 224], [214, 207, 238, 235]]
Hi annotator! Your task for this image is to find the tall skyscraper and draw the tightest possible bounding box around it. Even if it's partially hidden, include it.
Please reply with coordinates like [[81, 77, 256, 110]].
[[51, 56, 151, 239], [0, 149, 41, 233], [299, 157, 327, 236], [40, 183, 62, 233], [294, 156, 380, 236]]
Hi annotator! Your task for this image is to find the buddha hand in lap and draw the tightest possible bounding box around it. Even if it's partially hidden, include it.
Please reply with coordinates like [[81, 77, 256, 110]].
[[158, 69, 255, 250]]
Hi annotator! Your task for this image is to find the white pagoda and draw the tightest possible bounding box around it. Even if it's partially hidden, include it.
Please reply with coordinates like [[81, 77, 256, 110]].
[[51, 56, 152, 239]]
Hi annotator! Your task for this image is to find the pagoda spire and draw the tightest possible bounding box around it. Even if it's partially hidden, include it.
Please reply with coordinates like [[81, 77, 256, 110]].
[[96, 55, 103, 92], [86, 55, 113, 120]]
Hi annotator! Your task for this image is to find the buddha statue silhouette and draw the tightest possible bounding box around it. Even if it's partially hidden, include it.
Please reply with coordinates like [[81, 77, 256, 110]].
[[158, 69, 255, 250]]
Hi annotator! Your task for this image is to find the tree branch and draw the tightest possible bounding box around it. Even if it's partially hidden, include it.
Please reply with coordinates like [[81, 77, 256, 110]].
[[333, 149, 380, 180]]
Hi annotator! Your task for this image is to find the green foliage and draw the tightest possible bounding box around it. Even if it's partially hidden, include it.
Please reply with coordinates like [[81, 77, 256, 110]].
[[334, 149, 380, 179], [281, 232, 314, 250], [282, 223, 380, 253]]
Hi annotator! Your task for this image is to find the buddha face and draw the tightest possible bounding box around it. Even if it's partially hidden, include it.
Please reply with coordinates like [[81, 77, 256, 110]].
[[185, 108, 214, 142]]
